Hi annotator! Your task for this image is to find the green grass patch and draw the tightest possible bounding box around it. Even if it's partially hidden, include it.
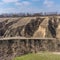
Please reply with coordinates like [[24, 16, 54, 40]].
[[14, 52, 60, 60]]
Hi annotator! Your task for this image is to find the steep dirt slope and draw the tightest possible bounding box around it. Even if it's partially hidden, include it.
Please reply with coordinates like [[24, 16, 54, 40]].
[[33, 17, 49, 38], [0, 16, 60, 38]]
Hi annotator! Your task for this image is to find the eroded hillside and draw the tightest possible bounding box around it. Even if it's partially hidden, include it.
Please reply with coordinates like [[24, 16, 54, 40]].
[[0, 16, 60, 38], [0, 16, 60, 60]]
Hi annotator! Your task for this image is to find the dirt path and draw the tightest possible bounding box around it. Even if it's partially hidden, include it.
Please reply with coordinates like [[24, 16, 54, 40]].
[[37, 52, 60, 55], [52, 52, 60, 55]]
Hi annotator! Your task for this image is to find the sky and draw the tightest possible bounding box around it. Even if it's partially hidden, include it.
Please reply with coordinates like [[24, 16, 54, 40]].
[[0, 0, 60, 14]]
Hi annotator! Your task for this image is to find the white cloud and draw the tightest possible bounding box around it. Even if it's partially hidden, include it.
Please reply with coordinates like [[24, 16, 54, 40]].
[[0, 7, 16, 14], [16, 1, 30, 6], [22, 1, 30, 5], [44, 0, 54, 7], [32, 0, 40, 1], [2, 0, 18, 3]]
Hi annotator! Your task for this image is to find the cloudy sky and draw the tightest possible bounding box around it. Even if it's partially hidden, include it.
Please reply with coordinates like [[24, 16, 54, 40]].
[[0, 0, 60, 14]]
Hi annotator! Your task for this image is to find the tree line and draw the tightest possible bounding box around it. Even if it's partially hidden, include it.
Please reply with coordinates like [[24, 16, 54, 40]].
[[0, 12, 59, 17]]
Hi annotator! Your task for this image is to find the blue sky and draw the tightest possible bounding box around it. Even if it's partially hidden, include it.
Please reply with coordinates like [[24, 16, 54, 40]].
[[0, 0, 60, 14]]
